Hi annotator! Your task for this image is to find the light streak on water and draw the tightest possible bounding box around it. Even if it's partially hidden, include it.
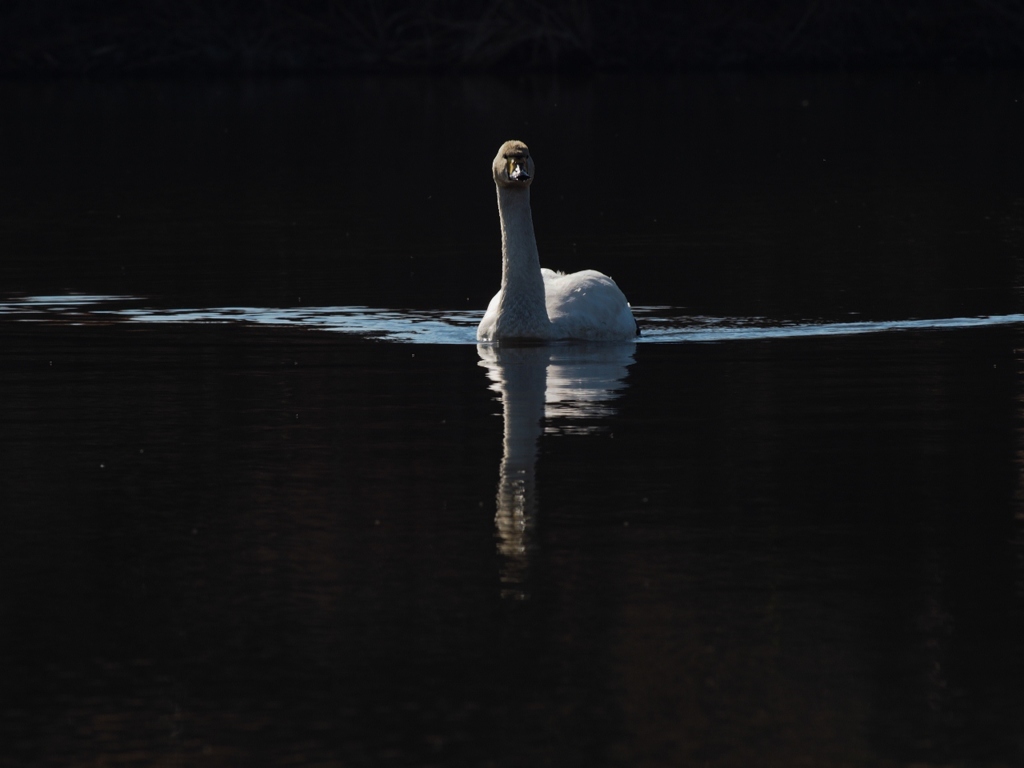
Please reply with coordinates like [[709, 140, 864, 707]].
[[3, 294, 1024, 345]]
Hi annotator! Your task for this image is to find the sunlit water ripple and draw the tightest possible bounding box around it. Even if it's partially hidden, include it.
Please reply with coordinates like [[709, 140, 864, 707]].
[[3, 294, 1024, 344]]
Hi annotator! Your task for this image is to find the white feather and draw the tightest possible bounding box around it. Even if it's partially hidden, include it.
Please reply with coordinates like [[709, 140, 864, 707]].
[[477, 141, 638, 343]]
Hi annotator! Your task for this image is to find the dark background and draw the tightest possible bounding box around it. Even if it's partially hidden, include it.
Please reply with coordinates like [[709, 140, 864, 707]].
[[3, 3, 1024, 767], [3, 0, 1024, 76]]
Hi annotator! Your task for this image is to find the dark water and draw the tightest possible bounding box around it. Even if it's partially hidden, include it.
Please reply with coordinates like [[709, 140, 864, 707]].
[[2, 73, 1024, 767]]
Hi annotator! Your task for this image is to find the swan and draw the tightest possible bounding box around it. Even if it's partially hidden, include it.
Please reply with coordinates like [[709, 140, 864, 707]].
[[477, 140, 639, 342]]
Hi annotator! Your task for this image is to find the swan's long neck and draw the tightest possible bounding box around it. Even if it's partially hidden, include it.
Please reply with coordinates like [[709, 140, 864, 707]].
[[496, 186, 550, 337]]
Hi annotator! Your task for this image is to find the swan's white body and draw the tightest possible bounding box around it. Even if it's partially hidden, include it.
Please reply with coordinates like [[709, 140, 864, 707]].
[[477, 141, 638, 342]]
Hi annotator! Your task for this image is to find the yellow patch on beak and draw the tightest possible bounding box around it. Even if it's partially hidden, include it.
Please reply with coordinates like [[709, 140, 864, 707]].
[[507, 157, 530, 181]]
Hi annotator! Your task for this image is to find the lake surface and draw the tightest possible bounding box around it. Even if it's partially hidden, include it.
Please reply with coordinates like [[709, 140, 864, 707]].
[[1, 73, 1023, 767]]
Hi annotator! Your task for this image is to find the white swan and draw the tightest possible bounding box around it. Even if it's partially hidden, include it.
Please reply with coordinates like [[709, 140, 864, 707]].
[[477, 140, 639, 342]]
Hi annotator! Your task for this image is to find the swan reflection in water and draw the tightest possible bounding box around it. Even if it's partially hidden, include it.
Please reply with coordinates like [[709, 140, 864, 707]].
[[477, 341, 636, 599]]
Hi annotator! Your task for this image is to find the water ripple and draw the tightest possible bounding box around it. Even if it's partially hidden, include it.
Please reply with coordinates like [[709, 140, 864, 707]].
[[2, 294, 1024, 345], [636, 312, 1024, 343]]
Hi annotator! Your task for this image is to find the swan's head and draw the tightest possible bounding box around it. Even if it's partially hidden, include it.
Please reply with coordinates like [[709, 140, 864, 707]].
[[493, 140, 535, 189]]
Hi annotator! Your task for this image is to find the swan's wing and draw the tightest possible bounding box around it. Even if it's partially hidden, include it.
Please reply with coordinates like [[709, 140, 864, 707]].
[[477, 290, 503, 340], [544, 270, 638, 340]]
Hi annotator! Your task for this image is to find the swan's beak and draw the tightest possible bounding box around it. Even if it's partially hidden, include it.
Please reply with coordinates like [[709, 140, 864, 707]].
[[507, 158, 530, 182]]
